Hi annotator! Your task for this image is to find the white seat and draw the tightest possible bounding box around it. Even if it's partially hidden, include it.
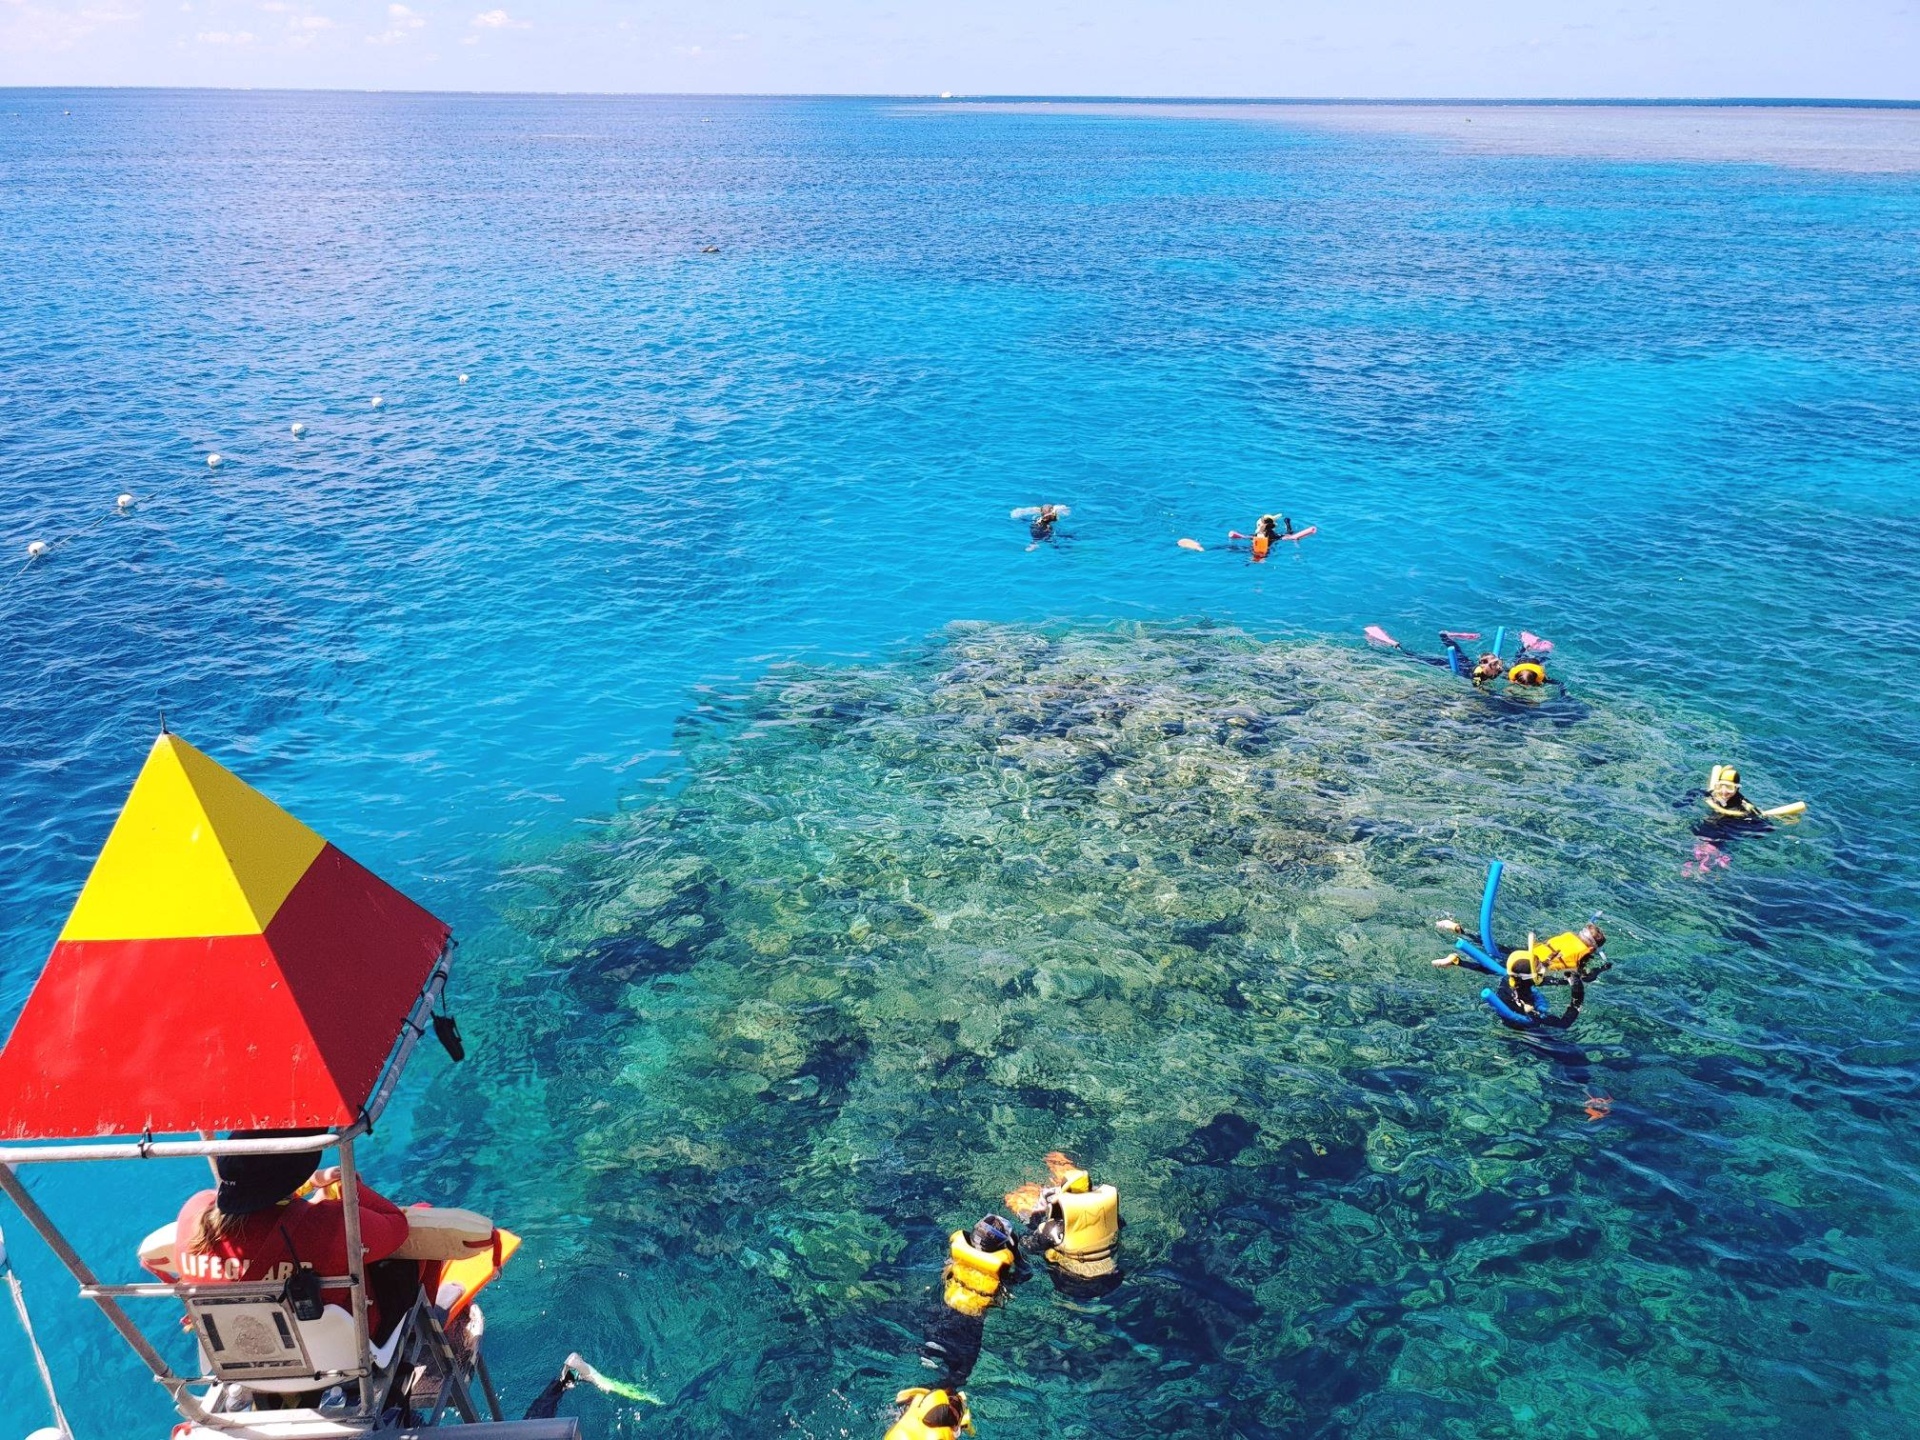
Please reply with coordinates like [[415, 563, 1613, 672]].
[[200, 1303, 404, 1395]]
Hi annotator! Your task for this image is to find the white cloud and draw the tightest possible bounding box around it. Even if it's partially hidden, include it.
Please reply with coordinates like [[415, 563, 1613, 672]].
[[196, 27, 255, 42], [366, 1, 421, 43], [289, 13, 331, 29], [2, 0, 142, 49], [470, 7, 525, 28]]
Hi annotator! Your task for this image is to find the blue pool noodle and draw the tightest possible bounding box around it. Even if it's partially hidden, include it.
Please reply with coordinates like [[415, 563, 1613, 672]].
[[1481, 986, 1540, 1028], [1478, 860, 1502, 953], [1456, 859, 1552, 1026]]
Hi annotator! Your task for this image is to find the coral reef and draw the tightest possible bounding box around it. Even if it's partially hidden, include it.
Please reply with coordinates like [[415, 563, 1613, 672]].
[[417, 624, 1905, 1439]]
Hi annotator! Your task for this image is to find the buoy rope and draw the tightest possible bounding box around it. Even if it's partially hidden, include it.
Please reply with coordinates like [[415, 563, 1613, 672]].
[[4, 1239, 75, 1439]]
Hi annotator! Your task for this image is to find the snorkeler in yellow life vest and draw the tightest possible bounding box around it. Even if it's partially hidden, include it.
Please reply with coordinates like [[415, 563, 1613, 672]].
[[1006, 1153, 1121, 1293], [886, 1387, 973, 1440], [942, 1219, 1016, 1317], [1433, 864, 1611, 1031], [1505, 923, 1605, 986]]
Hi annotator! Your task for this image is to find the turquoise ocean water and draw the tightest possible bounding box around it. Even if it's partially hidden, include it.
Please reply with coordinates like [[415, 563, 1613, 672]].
[[3, 93, 1919, 1437]]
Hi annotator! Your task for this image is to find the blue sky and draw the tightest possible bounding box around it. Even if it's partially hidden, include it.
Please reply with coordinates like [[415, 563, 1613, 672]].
[[2, 0, 1917, 97]]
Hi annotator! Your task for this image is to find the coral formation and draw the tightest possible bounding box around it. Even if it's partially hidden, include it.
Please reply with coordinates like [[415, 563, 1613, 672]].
[[419, 624, 1902, 1439]]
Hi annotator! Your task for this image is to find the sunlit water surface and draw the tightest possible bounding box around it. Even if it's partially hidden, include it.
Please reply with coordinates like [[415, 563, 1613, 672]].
[[2, 93, 1918, 1439]]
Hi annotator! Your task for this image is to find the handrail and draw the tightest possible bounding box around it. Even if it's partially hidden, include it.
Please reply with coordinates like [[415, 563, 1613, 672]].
[[82, 1277, 356, 1299], [0, 1162, 214, 1425], [0, 1123, 362, 1167]]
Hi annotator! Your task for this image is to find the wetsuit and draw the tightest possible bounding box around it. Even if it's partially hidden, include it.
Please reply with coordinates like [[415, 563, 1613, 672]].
[[1496, 973, 1586, 1030], [1029, 512, 1058, 542]]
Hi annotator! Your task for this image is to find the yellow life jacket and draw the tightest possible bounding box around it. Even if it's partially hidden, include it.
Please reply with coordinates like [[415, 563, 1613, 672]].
[[886, 1388, 972, 1440], [1507, 661, 1546, 686], [1506, 931, 1593, 985], [1045, 1174, 1120, 1278], [941, 1230, 1013, 1316]]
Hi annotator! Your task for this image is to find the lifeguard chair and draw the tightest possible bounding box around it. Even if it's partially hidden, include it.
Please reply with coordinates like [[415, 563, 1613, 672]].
[[0, 732, 575, 1436]]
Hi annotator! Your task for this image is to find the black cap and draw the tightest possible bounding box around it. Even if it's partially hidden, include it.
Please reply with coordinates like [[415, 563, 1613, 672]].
[[214, 1129, 325, 1216]]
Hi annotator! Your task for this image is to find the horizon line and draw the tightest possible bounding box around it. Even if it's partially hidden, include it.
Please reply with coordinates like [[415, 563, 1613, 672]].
[[3, 87, 1919, 108]]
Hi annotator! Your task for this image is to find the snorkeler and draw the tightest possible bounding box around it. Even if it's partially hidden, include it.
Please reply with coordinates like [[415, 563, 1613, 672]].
[[885, 1387, 973, 1440], [1430, 862, 1612, 1031], [1437, 919, 1609, 1030], [916, 1214, 1019, 1389], [1004, 1152, 1121, 1297], [1225, 513, 1314, 559], [1693, 764, 1806, 826], [1011, 504, 1069, 546], [1365, 626, 1559, 690]]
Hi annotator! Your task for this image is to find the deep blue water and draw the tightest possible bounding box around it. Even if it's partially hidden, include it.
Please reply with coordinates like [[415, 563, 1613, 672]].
[[2, 92, 1919, 1438]]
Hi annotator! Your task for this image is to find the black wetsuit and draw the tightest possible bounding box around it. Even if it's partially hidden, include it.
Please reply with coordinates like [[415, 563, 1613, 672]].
[[1029, 512, 1057, 542], [921, 1307, 986, 1389], [1497, 973, 1586, 1030]]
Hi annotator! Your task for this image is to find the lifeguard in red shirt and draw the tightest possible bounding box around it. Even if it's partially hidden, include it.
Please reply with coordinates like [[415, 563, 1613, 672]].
[[174, 1132, 414, 1340]]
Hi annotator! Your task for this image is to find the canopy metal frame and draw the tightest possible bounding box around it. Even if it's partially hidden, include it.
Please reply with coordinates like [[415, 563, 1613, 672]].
[[0, 950, 451, 1431]]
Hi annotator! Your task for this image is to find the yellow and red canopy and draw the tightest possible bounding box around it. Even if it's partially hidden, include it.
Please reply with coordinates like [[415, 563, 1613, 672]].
[[0, 733, 450, 1141]]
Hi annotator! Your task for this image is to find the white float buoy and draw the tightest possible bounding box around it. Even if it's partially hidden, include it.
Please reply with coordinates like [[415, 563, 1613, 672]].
[[290, 421, 307, 437], [26, 540, 48, 558], [116, 493, 134, 511], [207, 453, 223, 468], [370, 395, 385, 409], [458, 374, 469, 384]]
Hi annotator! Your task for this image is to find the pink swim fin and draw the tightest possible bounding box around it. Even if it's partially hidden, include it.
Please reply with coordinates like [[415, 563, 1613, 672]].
[[1364, 625, 1398, 647], [1520, 630, 1553, 654]]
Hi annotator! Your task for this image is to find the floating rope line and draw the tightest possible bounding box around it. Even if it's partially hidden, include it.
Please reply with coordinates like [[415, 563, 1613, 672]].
[[15, 493, 134, 576], [2, 1226, 75, 1440]]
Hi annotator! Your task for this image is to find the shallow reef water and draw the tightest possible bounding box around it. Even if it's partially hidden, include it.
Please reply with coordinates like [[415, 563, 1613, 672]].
[[408, 623, 1911, 1439]]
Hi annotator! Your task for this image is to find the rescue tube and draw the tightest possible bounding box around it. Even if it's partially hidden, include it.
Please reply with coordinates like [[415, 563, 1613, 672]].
[[393, 1205, 495, 1261], [1280, 526, 1316, 541]]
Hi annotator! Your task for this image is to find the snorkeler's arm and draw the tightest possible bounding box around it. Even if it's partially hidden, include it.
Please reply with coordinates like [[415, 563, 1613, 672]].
[[1543, 975, 1585, 1029]]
